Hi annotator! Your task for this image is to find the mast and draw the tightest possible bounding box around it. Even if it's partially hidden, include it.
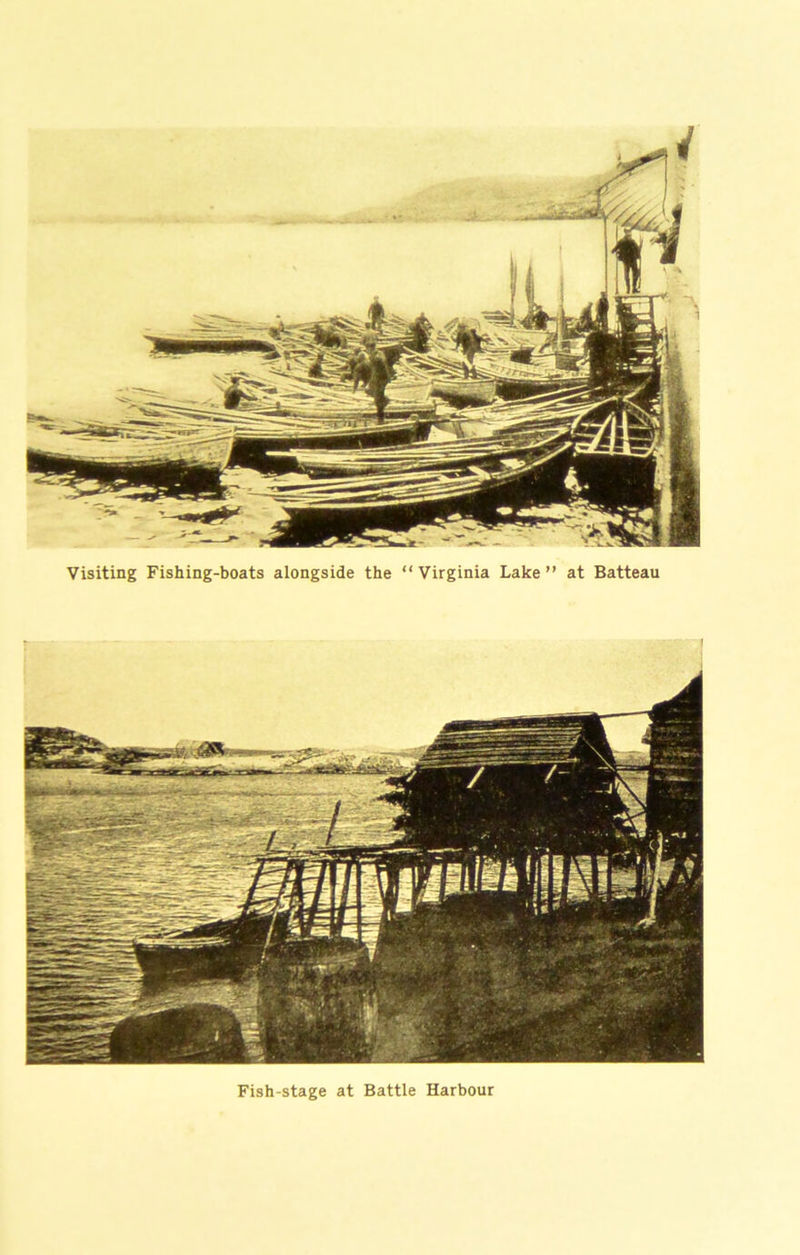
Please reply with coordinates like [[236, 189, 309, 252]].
[[525, 254, 535, 321], [556, 236, 566, 351], [509, 251, 517, 326]]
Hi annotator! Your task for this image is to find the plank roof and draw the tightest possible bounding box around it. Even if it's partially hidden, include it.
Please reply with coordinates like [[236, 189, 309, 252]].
[[416, 713, 614, 773]]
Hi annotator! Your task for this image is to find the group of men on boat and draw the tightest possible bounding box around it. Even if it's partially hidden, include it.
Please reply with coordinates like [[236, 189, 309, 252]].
[[224, 267, 649, 419]]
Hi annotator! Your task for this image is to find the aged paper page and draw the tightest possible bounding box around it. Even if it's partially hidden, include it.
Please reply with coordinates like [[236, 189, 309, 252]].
[[2, 3, 797, 1252]]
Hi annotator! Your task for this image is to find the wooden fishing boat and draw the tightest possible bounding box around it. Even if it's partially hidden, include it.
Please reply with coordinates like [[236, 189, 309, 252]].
[[144, 314, 281, 355], [119, 389, 433, 460], [292, 426, 571, 478], [133, 908, 290, 980], [448, 385, 595, 438], [476, 357, 589, 399], [430, 377, 497, 406], [133, 850, 289, 981], [571, 395, 658, 500], [269, 438, 574, 535], [27, 413, 234, 483], [228, 377, 437, 423]]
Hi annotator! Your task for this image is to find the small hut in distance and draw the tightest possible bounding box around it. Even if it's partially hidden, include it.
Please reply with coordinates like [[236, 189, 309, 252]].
[[174, 739, 225, 759], [392, 712, 627, 856]]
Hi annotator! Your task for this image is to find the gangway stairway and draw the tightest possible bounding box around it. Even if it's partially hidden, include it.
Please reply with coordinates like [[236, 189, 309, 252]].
[[615, 294, 660, 367]]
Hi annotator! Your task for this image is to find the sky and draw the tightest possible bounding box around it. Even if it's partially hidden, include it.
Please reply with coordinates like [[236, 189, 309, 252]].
[[29, 127, 683, 221], [25, 640, 701, 753]]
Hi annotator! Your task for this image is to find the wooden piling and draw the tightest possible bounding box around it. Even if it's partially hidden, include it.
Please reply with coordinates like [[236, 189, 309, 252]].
[[304, 862, 328, 937], [560, 854, 571, 907], [334, 862, 352, 936]]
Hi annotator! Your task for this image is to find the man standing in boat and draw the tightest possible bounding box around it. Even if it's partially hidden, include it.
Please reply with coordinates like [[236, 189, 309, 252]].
[[611, 229, 641, 293], [595, 291, 609, 331], [454, 319, 482, 379], [342, 347, 371, 392], [583, 327, 619, 390], [410, 311, 433, 353], [366, 344, 393, 422], [223, 375, 243, 409], [368, 295, 385, 333]]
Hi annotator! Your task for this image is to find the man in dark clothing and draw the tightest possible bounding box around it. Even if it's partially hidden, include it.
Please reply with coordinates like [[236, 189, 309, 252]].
[[342, 348, 371, 392], [223, 375, 243, 409], [314, 321, 347, 349], [595, 291, 609, 332], [576, 302, 594, 333], [658, 207, 682, 264], [454, 320, 482, 378], [410, 312, 433, 353], [368, 296, 385, 332], [584, 329, 619, 390], [617, 304, 638, 371], [367, 346, 393, 421], [611, 230, 641, 293], [308, 351, 325, 379]]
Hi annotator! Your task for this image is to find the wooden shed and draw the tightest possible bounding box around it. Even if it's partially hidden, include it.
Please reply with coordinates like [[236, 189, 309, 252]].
[[393, 713, 625, 854], [646, 675, 702, 845], [174, 739, 225, 759]]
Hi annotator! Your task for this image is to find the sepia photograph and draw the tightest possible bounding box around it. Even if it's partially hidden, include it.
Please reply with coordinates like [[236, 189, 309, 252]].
[[25, 640, 702, 1065], [28, 127, 698, 550]]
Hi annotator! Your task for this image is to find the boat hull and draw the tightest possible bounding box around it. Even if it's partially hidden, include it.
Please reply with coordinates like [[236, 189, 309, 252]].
[[571, 396, 658, 502], [144, 330, 279, 354], [134, 910, 290, 981], [272, 441, 574, 538], [430, 378, 497, 406], [28, 415, 234, 484]]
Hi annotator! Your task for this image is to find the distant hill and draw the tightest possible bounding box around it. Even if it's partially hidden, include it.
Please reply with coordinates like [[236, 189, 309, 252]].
[[24, 727, 423, 776], [613, 750, 650, 770], [25, 726, 109, 769], [338, 173, 608, 224], [26, 725, 648, 775]]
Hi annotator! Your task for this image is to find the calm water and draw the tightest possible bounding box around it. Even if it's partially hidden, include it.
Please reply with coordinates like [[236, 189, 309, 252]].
[[26, 771, 397, 1063], [28, 219, 658, 548], [26, 768, 645, 1063]]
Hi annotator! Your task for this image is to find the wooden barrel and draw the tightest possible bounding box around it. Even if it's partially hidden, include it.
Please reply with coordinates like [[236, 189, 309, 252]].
[[258, 936, 377, 1063], [109, 1003, 247, 1063]]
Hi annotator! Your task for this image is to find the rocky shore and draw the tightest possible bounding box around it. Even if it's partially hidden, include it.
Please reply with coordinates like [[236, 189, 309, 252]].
[[25, 726, 418, 776]]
